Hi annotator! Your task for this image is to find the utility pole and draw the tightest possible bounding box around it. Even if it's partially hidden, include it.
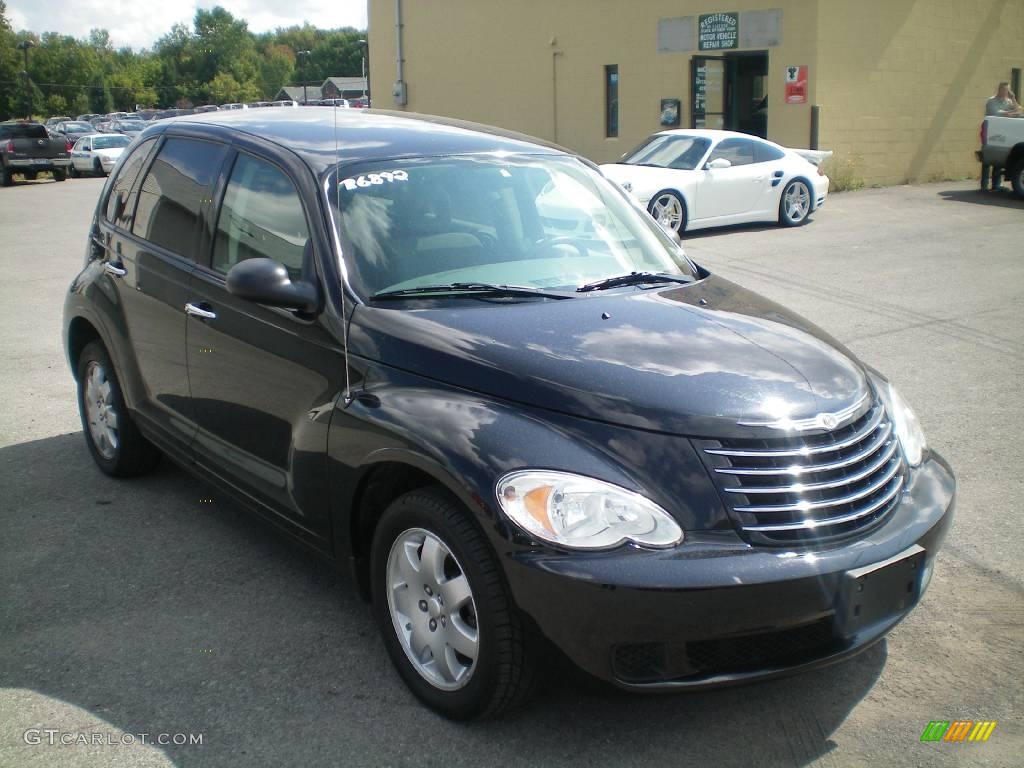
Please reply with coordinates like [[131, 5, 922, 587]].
[[358, 39, 369, 102], [16, 39, 36, 119], [297, 50, 311, 104]]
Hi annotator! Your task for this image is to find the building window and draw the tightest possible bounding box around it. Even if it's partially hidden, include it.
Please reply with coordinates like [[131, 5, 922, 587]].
[[605, 65, 619, 138]]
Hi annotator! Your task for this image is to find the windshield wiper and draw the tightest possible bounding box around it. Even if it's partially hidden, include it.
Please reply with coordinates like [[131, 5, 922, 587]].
[[576, 271, 694, 293], [371, 282, 572, 301]]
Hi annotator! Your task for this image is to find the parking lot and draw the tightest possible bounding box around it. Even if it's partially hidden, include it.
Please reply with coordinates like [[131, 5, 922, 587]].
[[1, 176, 1022, 767]]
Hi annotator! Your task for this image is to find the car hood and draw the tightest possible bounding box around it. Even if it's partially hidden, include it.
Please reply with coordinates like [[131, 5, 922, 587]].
[[600, 163, 694, 198], [94, 148, 125, 160], [349, 275, 870, 437]]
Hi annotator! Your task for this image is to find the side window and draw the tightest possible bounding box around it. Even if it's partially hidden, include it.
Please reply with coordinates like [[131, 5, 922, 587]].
[[132, 138, 227, 257], [755, 141, 786, 163], [104, 137, 156, 229], [708, 138, 757, 167], [212, 153, 309, 279]]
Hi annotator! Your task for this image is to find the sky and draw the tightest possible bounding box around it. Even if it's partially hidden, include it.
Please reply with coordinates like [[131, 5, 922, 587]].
[[6, 0, 368, 50]]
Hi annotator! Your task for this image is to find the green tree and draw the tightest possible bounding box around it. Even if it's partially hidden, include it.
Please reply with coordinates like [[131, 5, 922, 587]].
[[0, 2, 21, 118]]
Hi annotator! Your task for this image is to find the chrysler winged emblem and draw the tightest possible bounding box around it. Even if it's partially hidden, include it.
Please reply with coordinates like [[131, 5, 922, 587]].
[[738, 392, 868, 431]]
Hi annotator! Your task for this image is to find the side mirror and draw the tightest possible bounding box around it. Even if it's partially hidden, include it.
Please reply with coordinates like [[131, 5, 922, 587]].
[[706, 157, 732, 170], [226, 257, 320, 314]]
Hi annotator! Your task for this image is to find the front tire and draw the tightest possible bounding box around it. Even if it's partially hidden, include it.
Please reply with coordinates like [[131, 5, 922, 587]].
[[69, 163, 78, 178], [93, 158, 106, 177], [1, 164, 12, 187], [52, 169, 66, 182], [76, 341, 161, 477], [647, 189, 687, 234], [779, 179, 812, 226], [370, 488, 536, 719]]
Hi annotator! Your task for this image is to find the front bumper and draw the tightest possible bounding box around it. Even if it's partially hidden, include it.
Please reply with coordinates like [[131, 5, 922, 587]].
[[505, 451, 955, 689]]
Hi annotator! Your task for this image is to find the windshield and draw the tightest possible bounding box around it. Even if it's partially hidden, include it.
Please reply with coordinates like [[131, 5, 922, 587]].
[[327, 154, 695, 299], [63, 122, 94, 133], [93, 135, 131, 149], [622, 135, 711, 170], [118, 121, 145, 131]]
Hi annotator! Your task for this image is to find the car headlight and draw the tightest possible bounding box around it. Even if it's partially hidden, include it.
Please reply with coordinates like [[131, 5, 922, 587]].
[[880, 382, 926, 467], [495, 470, 683, 550]]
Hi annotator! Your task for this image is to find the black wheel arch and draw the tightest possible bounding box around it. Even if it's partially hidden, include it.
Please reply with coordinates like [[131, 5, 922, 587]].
[[340, 450, 490, 601]]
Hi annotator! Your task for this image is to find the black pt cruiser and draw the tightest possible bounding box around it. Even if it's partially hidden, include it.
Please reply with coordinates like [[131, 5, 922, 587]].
[[63, 109, 955, 719]]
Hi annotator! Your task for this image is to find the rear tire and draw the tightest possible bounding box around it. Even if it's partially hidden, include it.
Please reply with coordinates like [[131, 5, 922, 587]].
[[24, 171, 37, 181], [1, 165, 12, 187], [1011, 162, 1024, 199], [76, 341, 161, 477], [52, 169, 66, 182], [370, 488, 537, 720], [779, 179, 812, 226]]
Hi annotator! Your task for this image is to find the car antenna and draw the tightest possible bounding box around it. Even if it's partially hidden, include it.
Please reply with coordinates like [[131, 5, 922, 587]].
[[334, 102, 354, 407]]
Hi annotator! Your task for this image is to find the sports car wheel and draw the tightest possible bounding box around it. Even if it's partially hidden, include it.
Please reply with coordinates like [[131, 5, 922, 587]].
[[779, 179, 812, 226], [647, 190, 687, 234]]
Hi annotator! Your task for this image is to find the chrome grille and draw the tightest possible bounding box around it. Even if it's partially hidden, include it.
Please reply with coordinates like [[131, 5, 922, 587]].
[[699, 401, 906, 545]]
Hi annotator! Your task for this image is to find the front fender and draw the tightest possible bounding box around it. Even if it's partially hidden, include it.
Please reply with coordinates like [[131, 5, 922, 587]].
[[326, 361, 727, 573]]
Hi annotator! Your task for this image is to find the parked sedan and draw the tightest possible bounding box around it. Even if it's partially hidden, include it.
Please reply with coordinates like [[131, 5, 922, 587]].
[[601, 129, 830, 234], [108, 119, 146, 137], [51, 120, 95, 146], [69, 133, 132, 177], [63, 109, 952, 720]]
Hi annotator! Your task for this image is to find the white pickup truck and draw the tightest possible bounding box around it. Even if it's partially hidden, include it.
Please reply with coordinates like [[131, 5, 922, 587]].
[[981, 115, 1024, 197]]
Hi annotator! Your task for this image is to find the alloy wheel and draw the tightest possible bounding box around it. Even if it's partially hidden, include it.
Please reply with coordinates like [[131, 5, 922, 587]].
[[386, 527, 479, 691], [84, 360, 119, 460], [650, 193, 684, 232], [784, 181, 811, 222]]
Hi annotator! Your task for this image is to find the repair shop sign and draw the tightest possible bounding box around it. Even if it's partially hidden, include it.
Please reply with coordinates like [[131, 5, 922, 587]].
[[698, 13, 739, 50], [785, 65, 808, 104]]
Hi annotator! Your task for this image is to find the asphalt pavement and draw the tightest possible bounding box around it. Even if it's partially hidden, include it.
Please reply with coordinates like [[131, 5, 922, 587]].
[[1, 175, 1022, 767]]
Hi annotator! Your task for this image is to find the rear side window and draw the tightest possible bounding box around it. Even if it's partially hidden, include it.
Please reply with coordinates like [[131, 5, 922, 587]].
[[105, 138, 156, 229], [755, 141, 786, 163], [132, 138, 227, 257], [212, 153, 309, 279], [0, 123, 48, 139]]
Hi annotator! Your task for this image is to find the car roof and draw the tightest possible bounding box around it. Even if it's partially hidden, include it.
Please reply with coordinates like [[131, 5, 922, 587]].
[[655, 128, 765, 141], [149, 107, 569, 171]]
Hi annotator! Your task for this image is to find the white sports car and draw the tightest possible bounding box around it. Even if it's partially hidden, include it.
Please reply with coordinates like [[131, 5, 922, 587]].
[[600, 129, 830, 234]]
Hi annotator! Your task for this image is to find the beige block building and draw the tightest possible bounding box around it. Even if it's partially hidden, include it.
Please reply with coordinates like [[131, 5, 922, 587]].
[[367, 0, 1023, 186]]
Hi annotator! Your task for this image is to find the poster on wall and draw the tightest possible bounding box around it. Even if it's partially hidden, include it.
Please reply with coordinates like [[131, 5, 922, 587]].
[[785, 65, 808, 104], [698, 13, 739, 51], [660, 98, 681, 127]]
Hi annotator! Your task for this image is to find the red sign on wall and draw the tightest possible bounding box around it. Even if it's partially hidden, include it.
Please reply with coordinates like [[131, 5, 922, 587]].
[[785, 65, 808, 104]]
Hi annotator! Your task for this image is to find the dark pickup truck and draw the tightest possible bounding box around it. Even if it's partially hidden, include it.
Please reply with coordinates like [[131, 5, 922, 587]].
[[0, 121, 72, 186]]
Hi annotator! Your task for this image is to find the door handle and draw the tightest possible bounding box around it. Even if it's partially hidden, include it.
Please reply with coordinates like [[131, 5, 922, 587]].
[[185, 302, 217, 320], [104, 262, 126, 277]]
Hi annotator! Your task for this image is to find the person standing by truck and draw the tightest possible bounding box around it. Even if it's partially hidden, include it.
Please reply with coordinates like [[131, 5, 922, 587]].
[[981, 82, 1023, 191], [986, 81, 1023, 117]]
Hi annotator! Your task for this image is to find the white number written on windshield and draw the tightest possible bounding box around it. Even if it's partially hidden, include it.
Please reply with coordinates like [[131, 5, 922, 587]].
[[340, 170, 409, 191]]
